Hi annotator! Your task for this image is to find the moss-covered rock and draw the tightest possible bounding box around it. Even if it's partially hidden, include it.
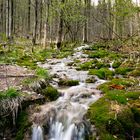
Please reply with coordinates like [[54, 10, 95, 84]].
[[129, 68, 140, 77], [115, 67, 134, 75], [15, 111, 31, 140], [86, 76, 97, 83], [112, 61, 122, 68], [58, 79, 79, 86], [42, 86, 60, 101], [89, 68, 114, 80], [106, 118, 124, 136], [89, 50, 108, 58]]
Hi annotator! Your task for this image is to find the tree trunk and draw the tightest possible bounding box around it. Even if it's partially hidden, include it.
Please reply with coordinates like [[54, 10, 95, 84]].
[[108, 0, 113, 40], [39, 0, 43, 42], [6, 0, 9, 38], [27, 0, 31, 36], [57, 0, 65, 49], [32, 0, 38, 45], [0, 0, 3, 34]]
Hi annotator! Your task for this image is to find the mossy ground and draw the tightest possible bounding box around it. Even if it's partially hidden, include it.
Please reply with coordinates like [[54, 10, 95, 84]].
[[0, 39, 140, 139], [84, 43, 140, 140], [0, 38, 78, 69]]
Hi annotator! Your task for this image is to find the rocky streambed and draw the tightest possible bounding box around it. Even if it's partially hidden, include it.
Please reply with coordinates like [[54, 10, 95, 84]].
[[29, 45, 106, 140]]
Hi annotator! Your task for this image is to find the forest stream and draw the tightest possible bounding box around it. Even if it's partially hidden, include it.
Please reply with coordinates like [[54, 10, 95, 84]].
[[31, 45, 106, 140]]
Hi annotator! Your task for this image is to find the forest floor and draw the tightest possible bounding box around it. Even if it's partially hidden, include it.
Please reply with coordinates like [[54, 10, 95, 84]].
[[0, 65, 34, 90], [0, 38, 140, 139]]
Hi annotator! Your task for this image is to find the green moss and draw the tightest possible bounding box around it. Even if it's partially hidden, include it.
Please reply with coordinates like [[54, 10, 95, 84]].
[[131, 107, 140, 123], [87, 97, 115, 136], [115, 67, 134, 75], [89, 68, 114, 80], [107, 90, 127, 104], [86, 77, 97, 83], [42, 86, 59, 101], [35, 67, 49, 79], [129, 68, 140, 77], [98, 78, 139, 104], [117, 109, 135, 135], [100, 134, 117, 140], [89, 43, 107, 51], [89, 50, 108, 58], [15, 111, 31, 140], [0, 88, 20, 100], [78, 61, 95, 70], [58, 79, 79, 86], [106, 118, 124, 136], [87, 92, 140, 139], [108, 53, 122, 59], [126, 91, 140, 100], [112, 61, 122, 68]]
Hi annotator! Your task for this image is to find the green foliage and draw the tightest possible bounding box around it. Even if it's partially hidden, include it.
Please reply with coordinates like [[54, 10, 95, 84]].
[[129, 68, 140, 77], [58, 79, 79, 86], [78, 61, 94, 70], [117, 109, 135, 135], [86, 76, 97, 83], [35, 67, 49, 79], [42, 86, 59, 101], [90, 43, 107, 51], [87, 97, 115, 137], [98, 78, 140, 104], [0, 88, 20, 100], [88, 78, 140, 139], [112, 61, 122, 68], [89, 50, 108, 58], [106, 118, 124, 135], [89, 68, 114, 80], [16, 111, 31, 140], [115, 67, 134, 75]]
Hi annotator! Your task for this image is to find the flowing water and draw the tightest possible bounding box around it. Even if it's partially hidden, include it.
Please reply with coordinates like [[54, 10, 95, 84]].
[[31, 45, 106, 140]]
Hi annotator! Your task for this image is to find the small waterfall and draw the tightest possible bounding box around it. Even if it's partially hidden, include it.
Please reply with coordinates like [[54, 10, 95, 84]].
[[32, 125, 44, 140], [32, 45, 106, 140], [109, 61, 114, 71]]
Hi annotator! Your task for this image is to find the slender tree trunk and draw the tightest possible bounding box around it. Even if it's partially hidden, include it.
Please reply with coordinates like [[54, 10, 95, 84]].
[[83, 0, 88, 43], [43, 1, 50, 48], [8, 0, 12, 37], [32, 0, 38, 45], [6, 0, 9, 38], [57, 0, 65, 49], [39, 0, 43, 41], [108, 0, 113, 40], [0, 0, 3, 34], [28, 0, 31, 35], [11, 0, 14, 35]]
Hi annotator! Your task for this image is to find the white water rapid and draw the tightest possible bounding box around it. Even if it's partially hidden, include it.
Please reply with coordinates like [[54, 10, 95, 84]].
[[31, 45, 106, 140]]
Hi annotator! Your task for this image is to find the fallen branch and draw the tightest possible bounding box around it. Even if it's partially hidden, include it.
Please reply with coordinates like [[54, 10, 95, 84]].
[[0, 74, 36, 78]]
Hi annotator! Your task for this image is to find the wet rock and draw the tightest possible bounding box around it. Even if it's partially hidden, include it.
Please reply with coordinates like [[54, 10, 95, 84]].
[[86, 76, 97, 83]]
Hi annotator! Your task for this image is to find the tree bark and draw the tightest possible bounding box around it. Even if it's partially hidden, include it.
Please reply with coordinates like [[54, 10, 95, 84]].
[[27, 0, 31, 35], [32, 0, 38, 45], [57, 0, 65, 49]]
